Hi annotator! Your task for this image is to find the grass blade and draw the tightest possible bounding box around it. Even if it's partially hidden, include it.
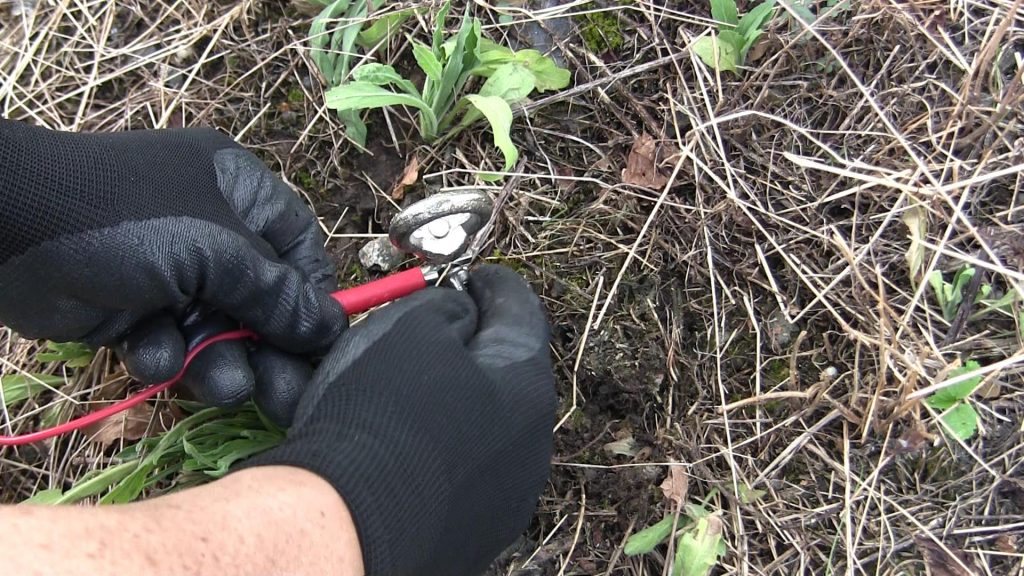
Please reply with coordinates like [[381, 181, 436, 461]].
[[736, 0, 776, 46], [1, 373, 64, 407]]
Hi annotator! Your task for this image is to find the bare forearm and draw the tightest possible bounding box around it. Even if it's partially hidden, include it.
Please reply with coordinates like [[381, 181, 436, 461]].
[[2, 466, 363, 576]]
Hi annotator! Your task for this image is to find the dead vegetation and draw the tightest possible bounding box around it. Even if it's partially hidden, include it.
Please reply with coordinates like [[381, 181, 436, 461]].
[[2, 0, 1024, 573]]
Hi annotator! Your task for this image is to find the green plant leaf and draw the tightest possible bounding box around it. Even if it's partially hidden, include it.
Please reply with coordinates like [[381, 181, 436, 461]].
[[471, 46, 571, 92], [21, 489, 64, 505], [738, 483, 767, 504], [736, 0, 776, 47], [356, 10, 410, 50], [100, 465, 152, 504], [434, 13, 480, 126], [684, 502, 712, 520], [928, 270, 946, 301], [38, 341, 94, 367], [1, 373, 63, 407], [785, 0, 816, 23], [326, 82, 432, 114], [720, 29, 745, 52], [183, 433, 281, 477], [464, 94, 518, 172], [39, 403, 64, 429], [736, 1, 775, 55], [928, 270, 953, 319], [413, 41, 443, 83], [939, 402, 979, 441], [309, 0, 369, 87], [336, 0, 369, 87], [978, 284, 993, 300], [710, 0, 739, 27], [479, 63, 536, 102], [475, 37, 516, 69], [625, 516, 676, 556], [308, 0, 353, 83], [351, 63, 419, 95], [431, 0, 453, 53], [672, 515, 727, 576], [56, 461, 138, 504], [513, 50, 572, 92], [973, 288, 1021, 319], [952, 266, 976, 299], [692, 34, 740, 72], [339, 110, 368, 147], [25, 462, 141, 506], [926, 360, 982, 410]]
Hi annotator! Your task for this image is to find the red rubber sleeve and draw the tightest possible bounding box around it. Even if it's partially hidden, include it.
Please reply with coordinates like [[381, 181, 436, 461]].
[[331, 267, 428, 315]]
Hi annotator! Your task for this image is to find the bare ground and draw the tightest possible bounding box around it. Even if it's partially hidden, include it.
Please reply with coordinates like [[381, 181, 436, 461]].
[[2, 0, 1024, 574]]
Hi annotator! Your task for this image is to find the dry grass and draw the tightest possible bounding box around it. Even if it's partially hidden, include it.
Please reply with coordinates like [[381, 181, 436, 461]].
[[2, 0, 1024, 573]]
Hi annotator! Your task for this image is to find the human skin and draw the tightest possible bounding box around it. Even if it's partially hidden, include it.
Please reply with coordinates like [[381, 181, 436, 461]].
[[1, 466, 364, 576]]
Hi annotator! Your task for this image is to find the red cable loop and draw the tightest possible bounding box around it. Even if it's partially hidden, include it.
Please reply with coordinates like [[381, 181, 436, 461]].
[[0, 268, 429, 447], [0, 330, 257, 446]]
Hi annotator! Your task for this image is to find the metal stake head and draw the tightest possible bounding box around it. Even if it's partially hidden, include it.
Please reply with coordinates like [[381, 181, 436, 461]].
[[388, 191, 493, 265]]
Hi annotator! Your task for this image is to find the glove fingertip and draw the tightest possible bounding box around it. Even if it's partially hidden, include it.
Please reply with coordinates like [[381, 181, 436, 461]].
[[119, 317, 186, 384], [251, 346, 312, 427], [467, 265, 550, 360], [181, 342, 254, 407]]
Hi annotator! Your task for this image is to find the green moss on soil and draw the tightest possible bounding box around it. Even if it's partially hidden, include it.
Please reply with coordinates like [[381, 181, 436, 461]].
[[765, 359, 790, 385], [577, 11, 624, 54]]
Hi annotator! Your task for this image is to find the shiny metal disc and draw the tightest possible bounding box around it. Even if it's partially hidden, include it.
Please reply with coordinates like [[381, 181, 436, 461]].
[[388, 191, 494, 264]]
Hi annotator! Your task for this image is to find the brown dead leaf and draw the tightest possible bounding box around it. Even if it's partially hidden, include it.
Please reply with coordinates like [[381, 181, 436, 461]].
[[390, 156, 420, 201], [892, 422, 936, 456], [592, 157, 613, 171], [915, 535, 977, 576], [995, 534, 1017, 554], [902, 203, 929, 282], [660, 466, 689, 508], [622, 133, 673, 189], [90, 378, 129, 401], [554, 164, 576, 193], [977, 378, 1002, 399], [84, 402, 156, 447], [745, 34, 773, 65]]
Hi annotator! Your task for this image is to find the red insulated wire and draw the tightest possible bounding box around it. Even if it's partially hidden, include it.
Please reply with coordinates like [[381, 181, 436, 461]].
[[0, 329, 257, 447], [0, 267, 430, 447]]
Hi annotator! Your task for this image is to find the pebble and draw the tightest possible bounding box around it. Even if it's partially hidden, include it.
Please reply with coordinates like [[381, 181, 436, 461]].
[[358, 236, 405, 272]]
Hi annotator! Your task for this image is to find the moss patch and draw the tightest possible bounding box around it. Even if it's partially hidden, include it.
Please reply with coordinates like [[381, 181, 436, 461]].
[[578, 11, 624, 54]]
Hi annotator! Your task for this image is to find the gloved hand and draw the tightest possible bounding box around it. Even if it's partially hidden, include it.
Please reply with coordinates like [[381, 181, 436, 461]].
[[242, 265, 556, 575], [0, 119, 346, 425]]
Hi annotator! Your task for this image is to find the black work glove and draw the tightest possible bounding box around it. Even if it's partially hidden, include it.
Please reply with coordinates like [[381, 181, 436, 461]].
[[242, 265, 556, 575], [0, 119, 346, 425]]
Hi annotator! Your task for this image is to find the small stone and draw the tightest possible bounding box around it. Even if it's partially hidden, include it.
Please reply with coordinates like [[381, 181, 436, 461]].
[[359, 237, 405, 272]]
